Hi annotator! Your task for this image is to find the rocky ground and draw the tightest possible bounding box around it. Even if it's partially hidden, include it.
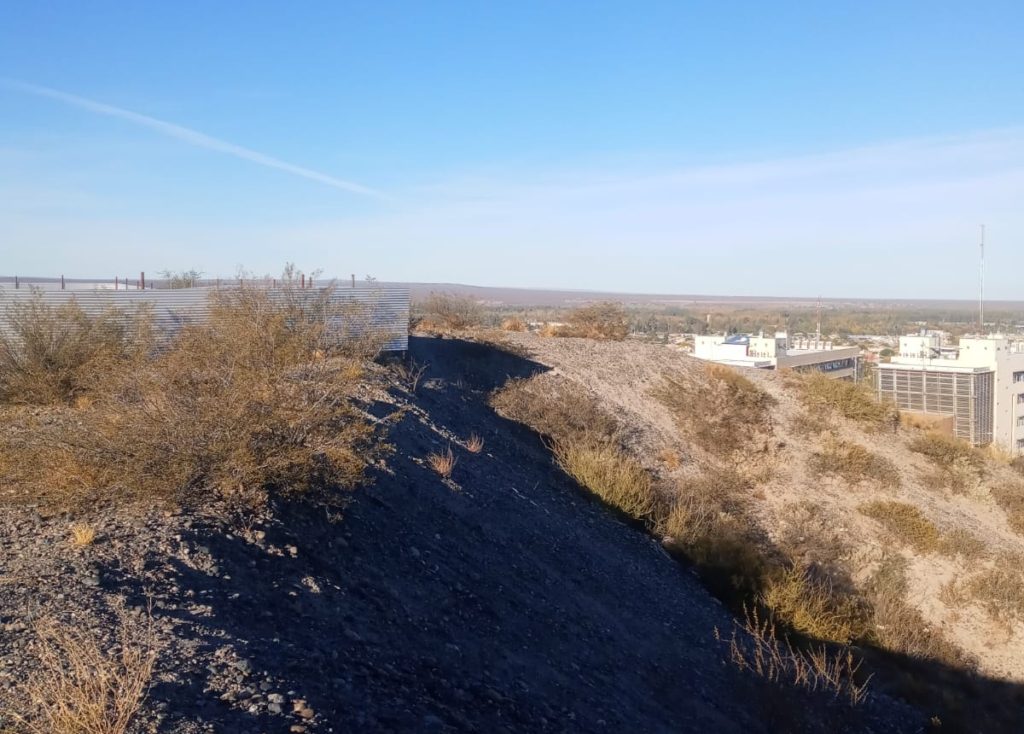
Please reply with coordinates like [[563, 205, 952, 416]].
[[0, 335, 928, 733]]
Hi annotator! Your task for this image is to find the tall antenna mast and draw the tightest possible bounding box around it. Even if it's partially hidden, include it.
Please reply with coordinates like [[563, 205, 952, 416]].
[[815, 295, 822, 346], [979, 224, 985, 333]]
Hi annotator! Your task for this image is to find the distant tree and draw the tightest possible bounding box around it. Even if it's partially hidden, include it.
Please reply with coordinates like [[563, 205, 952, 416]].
[[160, 269, 203, 289]]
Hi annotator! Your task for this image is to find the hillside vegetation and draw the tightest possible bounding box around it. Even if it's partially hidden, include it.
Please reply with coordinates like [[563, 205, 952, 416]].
[[486, 330, 1024, 730]]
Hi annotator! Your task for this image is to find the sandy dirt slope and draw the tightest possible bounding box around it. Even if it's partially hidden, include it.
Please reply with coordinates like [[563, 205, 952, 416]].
[[499, 331, 1024, 682]]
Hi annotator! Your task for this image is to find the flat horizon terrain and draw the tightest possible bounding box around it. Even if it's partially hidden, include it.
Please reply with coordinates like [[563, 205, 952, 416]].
[[2, 276, 1021, 312]]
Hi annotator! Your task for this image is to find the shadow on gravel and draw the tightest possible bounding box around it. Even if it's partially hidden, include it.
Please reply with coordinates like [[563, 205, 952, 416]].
[[102, 336, 1023, 733]]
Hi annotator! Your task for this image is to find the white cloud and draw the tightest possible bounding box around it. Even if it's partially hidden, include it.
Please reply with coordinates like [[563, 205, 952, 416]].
[[0, 79, 387, 199]]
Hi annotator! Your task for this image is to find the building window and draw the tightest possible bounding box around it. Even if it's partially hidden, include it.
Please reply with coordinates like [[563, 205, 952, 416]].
[[1015, 371, 1024, 383], [1019, 393, 1024, 405]]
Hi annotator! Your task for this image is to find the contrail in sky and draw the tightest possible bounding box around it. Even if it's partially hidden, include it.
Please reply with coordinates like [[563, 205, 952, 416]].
[[1, 79, 385, 199]]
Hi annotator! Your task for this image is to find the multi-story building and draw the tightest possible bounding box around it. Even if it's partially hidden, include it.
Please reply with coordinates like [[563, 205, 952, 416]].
[[692, 332, 860, 380], [876, 333, 1024, 454]]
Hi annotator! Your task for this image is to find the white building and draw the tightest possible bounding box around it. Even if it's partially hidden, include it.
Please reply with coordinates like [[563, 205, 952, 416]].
[[692, 331, 860, 380], [876, 333, 1024, 454]]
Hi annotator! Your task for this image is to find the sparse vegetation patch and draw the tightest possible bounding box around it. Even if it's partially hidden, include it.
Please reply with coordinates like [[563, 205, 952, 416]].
[[808, 438, 899, 488], [550, 302, 629, 341], [991, 481, 1024, 536], [416, 292, 482, 332], [11, 609, 158, 734], [760, 566, 871, 645], [653, 364, 776, 455], [858, 501, 940, 553], [798, 373, 896, 430], [490, 374, 619, 444], [0, 278, 387, 509], [552, 437, 655, 520], [909, 433, 985, 493]]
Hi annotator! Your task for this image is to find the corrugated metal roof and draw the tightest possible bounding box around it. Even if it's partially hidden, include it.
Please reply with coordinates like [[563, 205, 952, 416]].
[[0, 285, 409, 352]]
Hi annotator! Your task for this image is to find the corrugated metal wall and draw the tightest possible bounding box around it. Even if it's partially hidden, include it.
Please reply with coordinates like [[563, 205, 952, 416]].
[[0, 285, 409, 352]]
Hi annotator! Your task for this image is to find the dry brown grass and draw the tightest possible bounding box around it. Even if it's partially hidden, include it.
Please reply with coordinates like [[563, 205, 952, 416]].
[[465, 433, 484, 454], [909, 433, 985, 493], [789, 410, 831, 437], [10, 609, 158, 734], [761, 566, 872, 645], [937, 527, 988, 560], [0, 293, 151, 406], [393, 359, 428, 394], [808, 438, 899, 489], [490, 374, 618, 444], [0, 280, 386, 509], [963, 554, 1024, 622], [552, 437, 655, 520], [864, 555, 972, 668], [427, 447, 457, 478], [717, 606, 870, 706], [798, 373, 897, 430], [1012, 456, 1024, 477], [653, 364, 776, 455], [659, 470, 774, 596], [858, 501, 941, 553], [69, 523, 96, 548], [500, 316, 526, 332], [549, 302, 629, 341], [776, 502, 851, 570], [990, 481, 1024, 535], [416, 292, 482, 332]]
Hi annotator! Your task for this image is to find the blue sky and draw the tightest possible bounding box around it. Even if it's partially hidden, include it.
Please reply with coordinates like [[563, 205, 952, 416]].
[[1, 1, 1022, 298]]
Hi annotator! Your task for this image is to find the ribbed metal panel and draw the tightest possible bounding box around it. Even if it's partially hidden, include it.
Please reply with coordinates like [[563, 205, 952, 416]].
[[0, 286, 409, 352]]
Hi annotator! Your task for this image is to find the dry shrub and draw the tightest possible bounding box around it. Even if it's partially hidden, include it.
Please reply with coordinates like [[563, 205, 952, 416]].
[[69, 523, 96, 548], [789, 410, 831, 437], [776, 502, 851, 570], [416, 292, 481, 332], [553, 437, 655, 520], [990, 481, 1024, 535], [653, 364, 776, 454], [10, 610, 158, 734], [393, 359, 428, 394], [490, 374, 618, 444], [909, 433, 985, 493], [761, 566, 872, 645], [963, 555, 1024, 622], [661, 471, 747, 544], [718, 606, 869, 706], [1011, 456, 1024, 477], [660, 471, 771, 596], [0, 282, 385, 508], [500, 316, 526, 332], [799, 373, 896, 429], [465, 433, 484, 454], [551, 302, 629, 341], [808, 437, 899, 489], [538, 322, 559, 338], [864, 555, 971, 667], [0, 293, 151, 406], [937, 527, 988, 561], [858, 501, 940, 553], [427, 447, 457, 478]]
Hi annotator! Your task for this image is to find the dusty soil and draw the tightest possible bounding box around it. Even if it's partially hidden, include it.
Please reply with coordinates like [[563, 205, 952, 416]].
[[0, 336, 925, 733]]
